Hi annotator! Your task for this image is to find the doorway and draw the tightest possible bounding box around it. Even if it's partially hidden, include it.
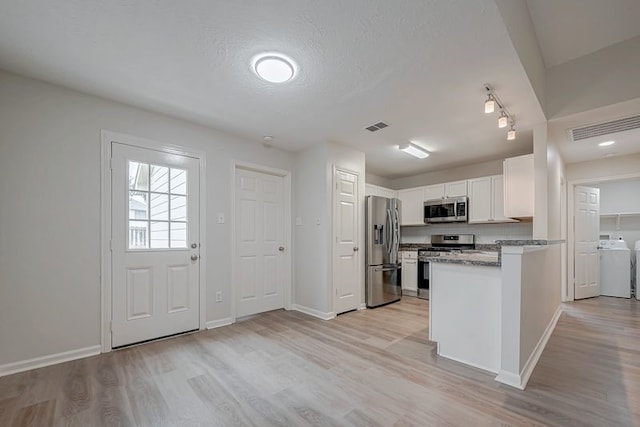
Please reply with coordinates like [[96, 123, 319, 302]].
[[232, 162, 292, 318], [101, 131, 206, 351], [568, 174, 640, 301]]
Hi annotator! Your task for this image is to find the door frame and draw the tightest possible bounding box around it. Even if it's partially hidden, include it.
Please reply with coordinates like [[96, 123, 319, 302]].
[[230, 161, 292, 322], [566, 171, 640, 302], [100, 130, 207, 353], [331, 166, 363, 314]]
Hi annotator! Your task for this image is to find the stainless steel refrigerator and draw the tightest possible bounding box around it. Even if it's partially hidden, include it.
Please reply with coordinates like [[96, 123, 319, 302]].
[[365, 196, 402, 308]]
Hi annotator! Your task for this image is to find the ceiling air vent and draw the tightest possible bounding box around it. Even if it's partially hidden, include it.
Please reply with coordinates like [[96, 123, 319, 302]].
[[570, 115, 640, 141], [365, 122, 389, 132]]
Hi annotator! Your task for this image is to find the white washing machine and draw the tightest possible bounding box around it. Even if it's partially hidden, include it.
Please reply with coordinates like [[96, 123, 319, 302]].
[[599, 239, 631, 298], [635, 240, 640, 301]]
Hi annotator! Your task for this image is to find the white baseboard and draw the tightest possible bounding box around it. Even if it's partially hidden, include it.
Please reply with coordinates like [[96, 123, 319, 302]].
[[0, 345, 101, 377], [438, 351, 498, 374], [358, 303, 367, 310], [291, 304, 335, 320], [206, 317, 234, 329], [495, 305, 563, 390]]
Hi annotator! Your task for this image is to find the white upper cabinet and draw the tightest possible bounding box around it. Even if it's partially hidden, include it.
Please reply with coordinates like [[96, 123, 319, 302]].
[[504, 154, 534, 218], [398, 187, 425, 225], [423, 183, 445, 201], [365, 184, 397, 199], [468, 176, 492, 223], [468, 175, 518, 223], [445, 180, 468, 198], [491, 175, 516, 222]]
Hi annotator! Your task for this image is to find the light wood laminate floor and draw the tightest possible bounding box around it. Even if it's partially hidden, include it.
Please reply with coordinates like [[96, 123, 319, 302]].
[[1, 296, 639, 426]]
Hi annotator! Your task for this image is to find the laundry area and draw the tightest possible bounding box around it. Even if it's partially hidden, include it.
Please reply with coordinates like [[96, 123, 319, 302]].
[[587, 179, 640, 300]]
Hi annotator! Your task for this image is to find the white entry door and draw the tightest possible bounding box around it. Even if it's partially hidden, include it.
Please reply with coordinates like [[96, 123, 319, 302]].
[[334, 169, 360, 314], [574, 185, 600, 299], [111, 143, 200, 347], [235, 168, 285, 317]]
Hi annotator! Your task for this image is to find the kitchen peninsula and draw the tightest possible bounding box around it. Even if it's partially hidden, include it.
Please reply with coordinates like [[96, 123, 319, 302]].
[[426, 240, 563, 390]]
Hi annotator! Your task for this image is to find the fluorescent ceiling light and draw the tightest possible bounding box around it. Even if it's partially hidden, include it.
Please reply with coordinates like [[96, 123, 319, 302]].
[[253, 54, 296, 83], [399, 142, 429, 159], [598, 140, 615, 147]]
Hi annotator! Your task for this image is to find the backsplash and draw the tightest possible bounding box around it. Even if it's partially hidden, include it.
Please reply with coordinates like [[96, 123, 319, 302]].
[[401, 222, 533, 244]]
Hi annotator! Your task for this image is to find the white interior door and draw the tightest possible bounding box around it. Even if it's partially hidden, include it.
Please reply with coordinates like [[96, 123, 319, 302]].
[[235, 168, 285, 317], [574, 185, 600, 299], [111, 143, 200, 348], [334, 169, 360, 314]]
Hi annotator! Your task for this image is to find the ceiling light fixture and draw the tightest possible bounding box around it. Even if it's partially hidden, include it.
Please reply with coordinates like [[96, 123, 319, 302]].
[[484, 94, 495, 114], [507, 123, 516, 141], [483, 84, 516, 140], [498, 110, 508, 128], [598, 140, 615, 147], [399, 142, 429, 159], [253, 53, 297, 83]]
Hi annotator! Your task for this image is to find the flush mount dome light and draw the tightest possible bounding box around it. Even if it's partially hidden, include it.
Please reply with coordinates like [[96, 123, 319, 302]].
[[253, 53, 296, 83]]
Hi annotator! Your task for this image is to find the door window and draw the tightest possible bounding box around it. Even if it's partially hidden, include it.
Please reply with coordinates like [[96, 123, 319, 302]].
[[128, 160, 188, 249]]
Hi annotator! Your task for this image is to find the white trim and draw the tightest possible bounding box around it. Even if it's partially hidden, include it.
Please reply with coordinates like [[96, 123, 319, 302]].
[[358, 303, 367, 310], [230, 161, 293, 321], [566, 170, 640, 302], [291, 304, 336, 320], [0, 345, 101, 377], [494, 305, 562, 390], [206, 318, 235, 329], [100, 130, 207, 353], [438, 352, 497, 375]]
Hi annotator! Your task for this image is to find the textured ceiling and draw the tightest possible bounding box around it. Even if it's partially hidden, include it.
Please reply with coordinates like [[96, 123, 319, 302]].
[[0, 0, 545, 178], [526, 0, 640, 68]]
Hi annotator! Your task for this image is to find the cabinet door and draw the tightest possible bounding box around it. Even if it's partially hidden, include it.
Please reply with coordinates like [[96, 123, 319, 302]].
[[491, 175, 517, 222], [365, 184, 378, 197], [378, 187, 397, 199], [423, 184, 445, 201], [402, 258, 418, 291], [445, 180, 468, 197], [468, 177, 492, 223], [504, 154, 534, 218], [398, 188, 424, 225]]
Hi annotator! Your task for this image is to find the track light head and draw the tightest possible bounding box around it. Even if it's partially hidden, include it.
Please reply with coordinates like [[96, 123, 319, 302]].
[[484, 95, 495, 114], [507, 124, 516, 141], [498, 111, 508, 128]]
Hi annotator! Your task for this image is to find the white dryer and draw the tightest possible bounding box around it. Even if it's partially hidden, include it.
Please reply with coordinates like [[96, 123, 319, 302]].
[[635, 240, 640, 301], [599, 239, 631, 298]]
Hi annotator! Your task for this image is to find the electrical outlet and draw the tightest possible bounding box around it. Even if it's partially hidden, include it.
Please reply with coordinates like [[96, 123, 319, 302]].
[[215, 291, 222, 302]]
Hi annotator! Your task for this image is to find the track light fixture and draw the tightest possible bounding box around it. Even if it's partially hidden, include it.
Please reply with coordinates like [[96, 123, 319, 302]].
[[507, 123, 516, 141], [483, 84, 516, 140], [484, 94, 495, 114]]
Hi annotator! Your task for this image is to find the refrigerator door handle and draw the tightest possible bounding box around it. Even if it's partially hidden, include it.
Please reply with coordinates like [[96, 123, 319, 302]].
[[374, 266, 402, 272], [386, 208, 392, 254]]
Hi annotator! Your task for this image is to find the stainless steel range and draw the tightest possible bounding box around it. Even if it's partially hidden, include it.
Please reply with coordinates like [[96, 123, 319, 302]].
[[416, 234, 475, 299]]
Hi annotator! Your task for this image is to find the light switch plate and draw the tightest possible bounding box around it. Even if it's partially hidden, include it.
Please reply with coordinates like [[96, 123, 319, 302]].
[[295, 216, 303, 226], [217, 213, 225, 224]]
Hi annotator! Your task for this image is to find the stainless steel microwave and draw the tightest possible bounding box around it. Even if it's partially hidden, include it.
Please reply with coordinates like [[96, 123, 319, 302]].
[[424, 197, 468, 223]]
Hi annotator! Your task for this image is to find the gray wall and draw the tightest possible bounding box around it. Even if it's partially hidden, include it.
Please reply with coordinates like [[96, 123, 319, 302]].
[[0, 70, 294, 365]]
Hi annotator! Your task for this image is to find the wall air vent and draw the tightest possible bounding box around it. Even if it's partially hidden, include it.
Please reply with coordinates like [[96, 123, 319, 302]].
[[365, 122, 389, 132], [570, 115, 640, 141]]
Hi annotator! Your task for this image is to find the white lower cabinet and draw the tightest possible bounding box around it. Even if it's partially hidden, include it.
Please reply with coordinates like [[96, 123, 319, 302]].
[[468, 175, 517, 223], [401, 251, 418, 291]]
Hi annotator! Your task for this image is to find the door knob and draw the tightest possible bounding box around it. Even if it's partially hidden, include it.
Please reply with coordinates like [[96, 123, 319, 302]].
[[353, 246, 359, 252], [191, 254, 199, 261], [279, 246, 285, 252]]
